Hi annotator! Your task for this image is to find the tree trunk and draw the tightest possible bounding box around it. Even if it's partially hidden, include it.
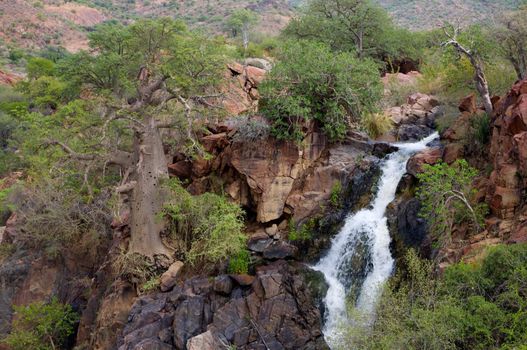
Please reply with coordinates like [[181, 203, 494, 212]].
[[242, 26, 249, 51], [128, 116, 172, 258], [472, 61, 493, 116]]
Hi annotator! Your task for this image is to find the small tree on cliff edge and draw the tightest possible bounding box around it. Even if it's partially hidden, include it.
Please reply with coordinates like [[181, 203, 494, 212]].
[[20, 19, 226, 259], [227, 9, 258, 51], [441, 23, 494, 115]]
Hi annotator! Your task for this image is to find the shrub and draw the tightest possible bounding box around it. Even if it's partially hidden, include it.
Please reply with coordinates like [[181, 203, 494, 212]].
[[3, 297, 78, 350], [163, 179, 248, 266], [232, 117, 270, 143], [361, 112, 393, 139], [114, 251, 159, 286], [259, 40, 382, 142], [416, 159, 487, 248], [12, 181, 111, 259], [330, 180, 343, 208], [228, 249, 250, 274], [464, 113, 491, 156], [345, 245, 527, 349], [288, 218, 316, 241]]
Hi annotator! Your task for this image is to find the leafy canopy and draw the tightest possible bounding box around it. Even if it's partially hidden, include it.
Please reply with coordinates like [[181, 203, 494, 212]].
[[283, 0, 425, 64], [3, 298, 79, 350], [259, 40, 382, 142], [416, 159, 487, 247]]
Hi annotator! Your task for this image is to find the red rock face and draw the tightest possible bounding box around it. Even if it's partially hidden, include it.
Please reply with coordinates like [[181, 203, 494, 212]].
[[487, 78, 527, 219], [406, 147, 443, 177], [458, 94, 478, 114]]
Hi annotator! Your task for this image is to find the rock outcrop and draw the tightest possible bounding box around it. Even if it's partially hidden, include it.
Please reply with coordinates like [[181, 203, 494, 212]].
[[117, 261, 328, 350], [487, 78, 527, 220], [382, 92, 442, 142]]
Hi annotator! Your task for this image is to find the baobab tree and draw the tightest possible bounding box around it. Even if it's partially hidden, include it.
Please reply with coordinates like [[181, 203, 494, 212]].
[[34, 19, 226, 259]]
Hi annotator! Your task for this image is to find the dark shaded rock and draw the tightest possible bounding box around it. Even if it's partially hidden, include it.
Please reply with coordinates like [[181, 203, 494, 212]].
[[213, 275, 233, 295], [299, 267, 329, 319], [372, 142, 398, 158], [395, 198, 428, 248], [262, 241, 298, 260], [397, 124, 434, 141], [118, 262, 328, 350]]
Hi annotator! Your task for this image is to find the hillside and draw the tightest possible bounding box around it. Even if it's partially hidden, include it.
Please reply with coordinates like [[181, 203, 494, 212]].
[[0, 0, 298, 52], [378, 0, 525, 30], [0, 0, 524, 53]]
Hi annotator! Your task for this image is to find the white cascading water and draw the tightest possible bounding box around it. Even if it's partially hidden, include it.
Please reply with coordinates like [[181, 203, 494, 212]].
[[313, 132, 439, 348]]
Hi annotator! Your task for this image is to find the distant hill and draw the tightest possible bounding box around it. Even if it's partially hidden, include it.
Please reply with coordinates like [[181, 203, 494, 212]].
[[0, 0, 524, 53], [377, 0, 525, 30]]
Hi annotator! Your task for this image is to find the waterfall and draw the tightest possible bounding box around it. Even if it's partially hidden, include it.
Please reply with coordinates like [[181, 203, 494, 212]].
[[313, 132, 439, 348]]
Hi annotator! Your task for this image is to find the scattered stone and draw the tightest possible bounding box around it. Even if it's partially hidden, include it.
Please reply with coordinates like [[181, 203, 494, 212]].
[[160, 261, 184, 292], [265, 224, 278, 237], [244, 58, 273, 71], [187, 330, 218, 350], [229, 274, 255, 286], [458, 94, 477, 114], [213, 275, 233, 295]]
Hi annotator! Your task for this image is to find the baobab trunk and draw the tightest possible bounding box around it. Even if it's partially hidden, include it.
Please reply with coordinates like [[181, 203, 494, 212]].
[[128, 116, 172, 258]]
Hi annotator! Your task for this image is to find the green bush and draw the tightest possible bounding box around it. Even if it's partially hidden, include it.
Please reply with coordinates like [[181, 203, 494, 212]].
[[13, 181, 111, 259], [346, 244, 527, 350], [330, 180, 343, 208], [259, 40, 382, 142], [288, 218, 316, 241], [228, 250, 250, 274], [3, 297, 78, 350], [361, 112, 394, 139], [163, 179, 248, 266], [416, 159, 488, 248]]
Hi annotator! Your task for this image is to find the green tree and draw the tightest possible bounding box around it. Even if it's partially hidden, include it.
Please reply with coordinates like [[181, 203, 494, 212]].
[[416, 159, 487, 248], [26, 57, 56, 80], [440, 24, 499, 115], [259, 40, 382, 141], [3, 298, 78, 350], [495, 6, 527, 80], [283, 0, 424, 64], [226, 9, 258, 51], [18, 19, 227, 259]]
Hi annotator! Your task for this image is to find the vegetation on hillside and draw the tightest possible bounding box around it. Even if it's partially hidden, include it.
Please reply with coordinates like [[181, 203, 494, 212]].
[[345, 245, 527, 350], [2, 0, 527, 348]]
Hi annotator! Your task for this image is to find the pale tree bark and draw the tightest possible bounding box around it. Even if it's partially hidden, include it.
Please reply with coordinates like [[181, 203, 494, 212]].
[[442, 26, 494, 116], [125, 117, 172, 257]]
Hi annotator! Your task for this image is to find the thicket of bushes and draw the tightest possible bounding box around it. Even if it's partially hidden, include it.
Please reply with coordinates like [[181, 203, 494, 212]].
[[346, 245, 527, 350]]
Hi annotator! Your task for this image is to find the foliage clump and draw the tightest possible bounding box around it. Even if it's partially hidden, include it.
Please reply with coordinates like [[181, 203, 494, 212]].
[[259, 40, 382, 142], [12, 181, 111, 259], [2, 298, 79, 350], [163, 179, 248, 266], [288, 218, 317, 242], [361, 112, 394, 139], [416, 159, 487, 248], [346, 244, 527, 350]]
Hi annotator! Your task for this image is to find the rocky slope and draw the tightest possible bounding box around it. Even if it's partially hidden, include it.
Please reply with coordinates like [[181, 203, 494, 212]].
[[388, 77, 527, 269]]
